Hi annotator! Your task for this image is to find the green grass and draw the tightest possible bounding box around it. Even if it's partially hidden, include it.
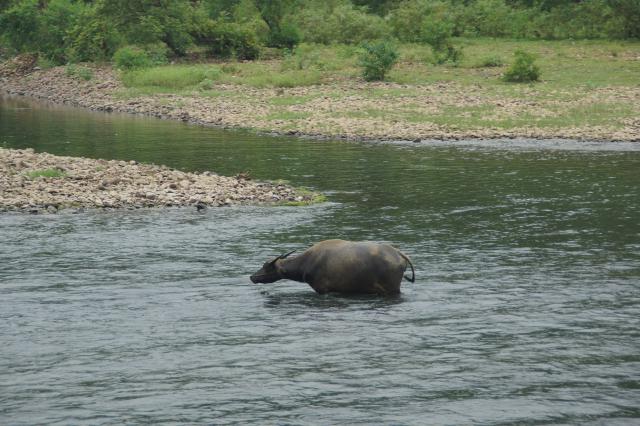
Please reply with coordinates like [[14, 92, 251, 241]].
[[65, 64, 93, 81], [265, 111, 312, 120], [114, 39, 640, 136], [269, 95, 317, 105], [282, 188, 328, 206], [121, 63, 324, 91], [121, 65, 222, 90], [25, 168, 67, 179]]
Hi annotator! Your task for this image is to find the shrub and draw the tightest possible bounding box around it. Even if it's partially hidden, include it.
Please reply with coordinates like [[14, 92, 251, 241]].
[[65, 8, 125, 62], [433, 44, 463, 65], [198, 78, 216, 90], [281, 43, 323, 70], [65, 63, 93, 81], [194, 20, 260, 59], [113, 44, 168, 70], [503, 50, 540, 83], [113, 46, 152, 70], [37, 0, 84, 64], [268, 20, 300, 49], [0, 0, 39, 52], [422, 17, 453, 52], [476, 55, 505, 68], [293, 2, 391, 44], [358, 41, 398, 82], [387, 0, 430, 43]]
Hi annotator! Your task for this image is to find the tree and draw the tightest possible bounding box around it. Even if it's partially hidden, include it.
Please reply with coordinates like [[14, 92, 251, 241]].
[[253, 0, 299, 48], [608, 0, 640, 38]]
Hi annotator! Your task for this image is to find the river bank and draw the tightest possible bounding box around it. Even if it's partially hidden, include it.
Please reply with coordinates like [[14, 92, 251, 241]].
[[0, 148, 317, 213], [2, 41, 639, 142]]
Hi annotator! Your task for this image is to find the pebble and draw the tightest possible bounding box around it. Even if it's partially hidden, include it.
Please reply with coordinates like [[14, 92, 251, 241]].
[[0, 148, 317, 213]]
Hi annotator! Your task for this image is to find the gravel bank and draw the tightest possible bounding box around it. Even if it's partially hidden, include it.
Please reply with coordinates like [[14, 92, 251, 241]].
[[2, 56, 638, 142], [0, 148, 317, 213]]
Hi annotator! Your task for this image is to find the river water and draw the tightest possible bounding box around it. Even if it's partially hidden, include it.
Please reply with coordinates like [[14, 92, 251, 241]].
[[1, 95, 639, 424]]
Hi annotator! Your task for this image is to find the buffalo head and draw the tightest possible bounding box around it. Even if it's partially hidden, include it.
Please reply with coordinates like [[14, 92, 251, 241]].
[[250, 250, 295, 283]]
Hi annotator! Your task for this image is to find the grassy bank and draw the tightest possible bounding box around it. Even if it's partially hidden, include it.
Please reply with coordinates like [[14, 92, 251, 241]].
[[113, 39, 640, 139]]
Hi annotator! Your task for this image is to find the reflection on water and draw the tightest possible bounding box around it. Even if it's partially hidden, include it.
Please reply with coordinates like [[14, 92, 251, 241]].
[[1, 95, 639, 424]]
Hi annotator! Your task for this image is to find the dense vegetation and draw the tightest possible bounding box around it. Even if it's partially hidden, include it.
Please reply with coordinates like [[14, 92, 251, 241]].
[[0, 0, 638, 67]]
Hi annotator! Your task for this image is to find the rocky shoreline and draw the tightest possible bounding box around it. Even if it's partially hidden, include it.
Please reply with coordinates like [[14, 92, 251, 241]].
[[0, 148, 317, 213], [2, 56, 638, 143]]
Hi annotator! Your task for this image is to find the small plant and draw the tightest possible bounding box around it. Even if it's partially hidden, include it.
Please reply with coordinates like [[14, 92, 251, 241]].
[[477, 55, 505, 68], [198, 78, 216, 91], [283, 187, 327, 206], [421, 18, 462, 66], [35, 56, 56, 70], [281, 43, 324, 71], [113, 46, 151, 70], [221, 64, 238, 74], [25, 168, 66, 179], [503, 50, 540, 83], [65, 63, 93, 81], [358, 41, 398, 82], [433, 45, 464, 66]]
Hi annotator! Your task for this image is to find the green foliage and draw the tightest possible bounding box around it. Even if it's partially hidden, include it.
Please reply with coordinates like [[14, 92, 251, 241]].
[[65, 6, 125, 62], [25, 168, 67, 179], [113, 46, 152, 70], [113, 44, 168, 70], [94, 0, 195, 56], [503, 50, 540, 82], [65, 64, 93, 81], [37, 0, 83, 63], [0, 0, 39, 52], [293, 2, 391, 44], [476, 55, 505, 67], [607, 0, 640, 38], [194, 19, 260, 59], [433, 44, 463, 65], [0, 0, 638, 68], [121, 65, 222, 90], [281, 43, 324, 70], [358, 41, 398, 81], [254, 0, 299, 48], [422, 17, 454, 51]]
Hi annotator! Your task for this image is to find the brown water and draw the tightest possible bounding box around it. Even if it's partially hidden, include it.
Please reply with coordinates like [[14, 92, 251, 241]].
[[1, 95, 639, 424]]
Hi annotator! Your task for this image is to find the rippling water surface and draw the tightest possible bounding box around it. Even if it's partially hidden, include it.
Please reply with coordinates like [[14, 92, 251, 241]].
[[1, 96, 639, 424]]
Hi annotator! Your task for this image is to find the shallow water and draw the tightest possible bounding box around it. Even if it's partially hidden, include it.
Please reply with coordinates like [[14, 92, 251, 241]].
[[1, 95, 639, 424]]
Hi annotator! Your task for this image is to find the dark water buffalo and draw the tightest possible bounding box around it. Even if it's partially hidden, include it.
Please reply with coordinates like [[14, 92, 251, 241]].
[[250, 239, 415, 296]]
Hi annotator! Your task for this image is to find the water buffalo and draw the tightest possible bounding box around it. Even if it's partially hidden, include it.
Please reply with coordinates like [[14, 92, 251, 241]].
[[250, 239, 415, 296]]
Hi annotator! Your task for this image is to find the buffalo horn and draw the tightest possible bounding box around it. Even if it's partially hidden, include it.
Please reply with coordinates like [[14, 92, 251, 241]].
[[270, 250, 296, 264]]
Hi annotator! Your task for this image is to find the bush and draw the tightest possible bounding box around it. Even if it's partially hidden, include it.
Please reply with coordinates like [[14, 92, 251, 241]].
[[432, 44, 463, 66], [267, 20, 300, 49], [387, 0, 430, 43], [476, 55, 505, 68], [358, 41, 398, 82], [0, 0, 40, 52], [65, 64, 93, 81], [194, 19, 260, 59], [113, 46, 152, 70], [38, 0, 84, 64], [113, 44, 168, 70], [422, 16, 453, 52], [503, 50, 540, 83], [65, 8, 125, 62], [293, 2, 391, 44], [281, 43, 323, 70]]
